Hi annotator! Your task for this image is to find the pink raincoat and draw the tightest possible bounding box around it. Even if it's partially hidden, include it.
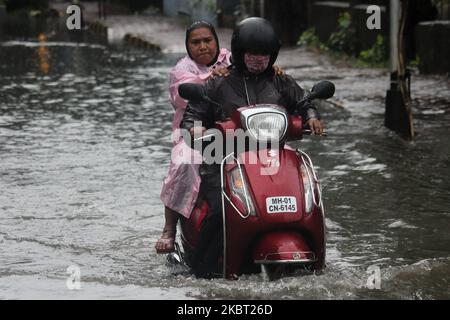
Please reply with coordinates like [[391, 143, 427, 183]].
[[160, 48, 231, 218]]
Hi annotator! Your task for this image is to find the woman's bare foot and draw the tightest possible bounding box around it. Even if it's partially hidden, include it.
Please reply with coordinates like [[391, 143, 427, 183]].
[[155, 228, 176, 254]]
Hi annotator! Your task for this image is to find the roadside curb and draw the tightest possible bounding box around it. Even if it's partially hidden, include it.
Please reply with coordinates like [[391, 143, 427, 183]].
[[123, 33, 161, 51], [86, 20, 108, 38], [85, 19, 162, 51]]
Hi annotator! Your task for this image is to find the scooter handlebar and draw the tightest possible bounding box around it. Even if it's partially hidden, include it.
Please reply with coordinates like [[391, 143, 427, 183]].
[[193, 133, 217, 141], [302, 129, 328, 136]]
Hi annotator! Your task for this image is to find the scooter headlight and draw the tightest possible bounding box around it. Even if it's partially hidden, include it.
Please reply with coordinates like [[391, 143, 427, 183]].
[[230, 167, 256, 216], [247, 113, 286, 141], [241, 106, 288, 142]]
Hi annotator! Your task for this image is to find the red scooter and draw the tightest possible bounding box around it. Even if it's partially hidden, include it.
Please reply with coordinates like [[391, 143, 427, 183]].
[[169, 81, 335, 280]]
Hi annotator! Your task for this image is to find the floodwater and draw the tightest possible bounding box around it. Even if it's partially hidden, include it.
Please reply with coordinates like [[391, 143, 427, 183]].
[[0, 17, 449, 300]]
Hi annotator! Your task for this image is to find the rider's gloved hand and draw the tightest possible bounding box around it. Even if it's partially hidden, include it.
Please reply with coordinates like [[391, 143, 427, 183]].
[[306, 118, 324, 136]]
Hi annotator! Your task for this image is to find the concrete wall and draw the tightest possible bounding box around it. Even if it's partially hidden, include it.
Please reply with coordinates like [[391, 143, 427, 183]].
[[416, 21, 450, 75], [163, 0, 218, 27], [163, 0, 179, 17], [163, 0, 191, 17], [310, 1, 351, 43], [264, 0, 309, 46], [310, 1, 388, 52], [0, 4, 4, 39], [178, 0, 192, 16], [191, 1, 218, 27], [217, 0, 239, 28]]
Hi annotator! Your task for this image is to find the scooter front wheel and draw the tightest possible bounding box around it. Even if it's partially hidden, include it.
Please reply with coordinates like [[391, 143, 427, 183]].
[[260, 263, 315, 281]]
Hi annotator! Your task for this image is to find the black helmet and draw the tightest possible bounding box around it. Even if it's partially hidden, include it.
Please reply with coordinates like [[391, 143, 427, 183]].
[[231, 17, 281, 72]]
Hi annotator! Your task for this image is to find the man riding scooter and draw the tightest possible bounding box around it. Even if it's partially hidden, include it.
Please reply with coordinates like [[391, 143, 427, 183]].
[[180, 17, 324, 278]]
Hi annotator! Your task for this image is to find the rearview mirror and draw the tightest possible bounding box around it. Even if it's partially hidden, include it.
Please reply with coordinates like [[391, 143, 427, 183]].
[[310, 81, 335, 100], [178, 83, 205, 102]]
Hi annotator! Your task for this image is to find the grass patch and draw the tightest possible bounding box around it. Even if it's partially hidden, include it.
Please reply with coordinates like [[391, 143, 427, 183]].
[[298, 17, 389, 69]]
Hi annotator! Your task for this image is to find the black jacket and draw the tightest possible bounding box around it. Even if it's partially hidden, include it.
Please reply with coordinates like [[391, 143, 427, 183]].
[[181, 67, 320, 131]]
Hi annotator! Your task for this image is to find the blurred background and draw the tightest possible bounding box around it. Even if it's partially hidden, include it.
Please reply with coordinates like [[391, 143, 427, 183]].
[[1, 0, 449, 73]]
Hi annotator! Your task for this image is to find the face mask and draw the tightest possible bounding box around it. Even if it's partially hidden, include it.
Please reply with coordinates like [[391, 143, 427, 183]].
[[244, 53, 270, 74]]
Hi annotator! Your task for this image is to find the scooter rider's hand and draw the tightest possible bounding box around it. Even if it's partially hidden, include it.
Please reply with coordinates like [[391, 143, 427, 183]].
[[306, 118, 324, 136], [211, 66, 230, 78], [273, 65, 284, 75]]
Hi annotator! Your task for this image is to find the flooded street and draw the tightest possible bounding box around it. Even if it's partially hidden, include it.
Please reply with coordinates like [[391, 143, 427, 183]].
[[0, 18, 449, 299]]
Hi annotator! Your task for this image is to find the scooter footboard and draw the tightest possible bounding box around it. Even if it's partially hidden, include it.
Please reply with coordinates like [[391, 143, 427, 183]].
[[252, 231, 316, 264]]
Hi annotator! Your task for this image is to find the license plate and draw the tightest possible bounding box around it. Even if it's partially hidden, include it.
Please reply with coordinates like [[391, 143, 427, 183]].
[[266, 196, 297, 213]]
